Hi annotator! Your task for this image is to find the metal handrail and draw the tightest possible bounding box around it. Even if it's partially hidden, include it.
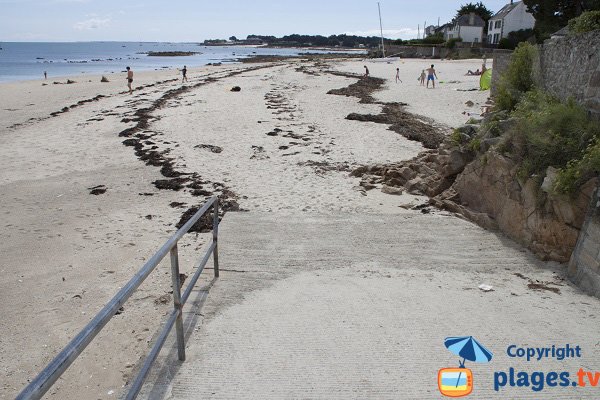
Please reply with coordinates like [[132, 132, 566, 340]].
[[16, 196, 220, 400]]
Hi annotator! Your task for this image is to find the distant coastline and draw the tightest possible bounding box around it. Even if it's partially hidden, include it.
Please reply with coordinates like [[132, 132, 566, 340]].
[[0, 41, 364, 83]]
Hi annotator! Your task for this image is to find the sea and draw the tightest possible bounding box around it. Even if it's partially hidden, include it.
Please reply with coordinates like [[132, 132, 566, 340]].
[[0, 41, 362, 83]]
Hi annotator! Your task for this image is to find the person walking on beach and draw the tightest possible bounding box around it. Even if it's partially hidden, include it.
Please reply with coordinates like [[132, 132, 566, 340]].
[[426, 64, 438, 89], [44, 71, 47, 80], [126, 66, 133, 94], [395, 67, 402, 83], [364, 65, 369, 77], [418, 69, 426, 86], [182, 65, 188, 83]]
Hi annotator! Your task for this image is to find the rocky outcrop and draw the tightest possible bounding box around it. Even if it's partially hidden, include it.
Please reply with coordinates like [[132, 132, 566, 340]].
[[353, 126, 596, 263], [432, 153, 597, 262]]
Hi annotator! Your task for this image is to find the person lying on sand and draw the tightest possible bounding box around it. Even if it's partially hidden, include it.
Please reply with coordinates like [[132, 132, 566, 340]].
[[466, 69, 481, 76]]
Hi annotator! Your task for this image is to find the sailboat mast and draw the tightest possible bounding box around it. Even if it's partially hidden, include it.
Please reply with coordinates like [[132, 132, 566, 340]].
[[378, 2, 385, 58]]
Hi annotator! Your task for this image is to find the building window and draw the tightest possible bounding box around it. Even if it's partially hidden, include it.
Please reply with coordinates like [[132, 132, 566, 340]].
[[474, 37, 479, 43], [493, 33, 500, 44], [494, 20, 502, 29]]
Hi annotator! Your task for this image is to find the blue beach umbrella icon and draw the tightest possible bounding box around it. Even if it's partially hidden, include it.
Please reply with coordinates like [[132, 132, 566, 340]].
[[444, 336, 493, 387]]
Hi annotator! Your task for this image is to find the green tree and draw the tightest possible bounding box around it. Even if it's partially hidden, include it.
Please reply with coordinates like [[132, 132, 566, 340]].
[[522, 0, 600, 40]]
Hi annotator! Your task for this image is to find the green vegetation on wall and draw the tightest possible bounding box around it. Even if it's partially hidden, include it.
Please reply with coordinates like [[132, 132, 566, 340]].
[[568, 10, 600, 34], [495, 42, 538, 111], [490, 42, 600, 196]]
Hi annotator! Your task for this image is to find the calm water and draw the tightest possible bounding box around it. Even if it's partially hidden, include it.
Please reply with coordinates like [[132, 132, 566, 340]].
[[0, 42, 360, 82]]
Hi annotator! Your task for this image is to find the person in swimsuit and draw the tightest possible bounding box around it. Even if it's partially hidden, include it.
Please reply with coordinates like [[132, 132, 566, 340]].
[[364, 65, 369, 77], [182, 65, 188, 83], [426, 64, 438, 88], [395, 67, 402, 83], [126, 66, 133, 94]]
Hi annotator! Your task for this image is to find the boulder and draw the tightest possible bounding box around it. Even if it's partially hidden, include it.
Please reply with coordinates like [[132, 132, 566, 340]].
[[381, 185, 404, 195]]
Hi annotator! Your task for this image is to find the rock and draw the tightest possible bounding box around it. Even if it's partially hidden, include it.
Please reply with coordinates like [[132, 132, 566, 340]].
[[480, 137, 501, 152], [231, 86, 241, 92], [455, 124, 478, 137], [441, 149, 470, 177], [399, 167, 417, 181], [465, 100, 474, 107], [350, 166, 368, 177], [359, 180, 376, 191], [541, 166, 558, 193], [381, 185, 403, 195], [405, 177, 425, 193]]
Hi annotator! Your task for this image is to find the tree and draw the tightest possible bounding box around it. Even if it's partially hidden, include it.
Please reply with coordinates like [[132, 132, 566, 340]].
[[455, 2, 494, 31], [229, 36, 238, 41], [522, 0, 600, 40]]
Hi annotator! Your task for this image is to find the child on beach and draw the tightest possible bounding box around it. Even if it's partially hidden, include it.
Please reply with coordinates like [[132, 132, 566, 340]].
[[418, 70, 426, 86], [395, 68, 402, 83], [126, 66, 133, 94]]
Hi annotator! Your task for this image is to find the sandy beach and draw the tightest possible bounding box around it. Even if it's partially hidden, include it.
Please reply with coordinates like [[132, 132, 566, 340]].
[[0, 57, 493, 398]]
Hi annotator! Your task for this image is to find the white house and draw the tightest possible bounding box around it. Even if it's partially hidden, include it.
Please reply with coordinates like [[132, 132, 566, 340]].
[[446, 13, 485, 43], [488, 0, 536, 44]]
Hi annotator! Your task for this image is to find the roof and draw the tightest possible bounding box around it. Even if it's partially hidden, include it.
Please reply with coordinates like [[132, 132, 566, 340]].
[[491, 1, 521, 20], [551, 26, 570, 37], [455, 13, 485, 27]]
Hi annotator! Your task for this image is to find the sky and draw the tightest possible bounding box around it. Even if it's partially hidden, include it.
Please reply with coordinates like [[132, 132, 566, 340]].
[[0, 0, 513, 42]]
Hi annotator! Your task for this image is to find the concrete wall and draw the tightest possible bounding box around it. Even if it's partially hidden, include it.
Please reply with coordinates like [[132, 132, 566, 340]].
[[490, 49, 513, 95], [539, 30, 600, 117], [569, 187, 600, 298]]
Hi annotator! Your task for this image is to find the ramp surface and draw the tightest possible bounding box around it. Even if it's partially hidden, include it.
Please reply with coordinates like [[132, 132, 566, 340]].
[[141, 212, 599, 400]]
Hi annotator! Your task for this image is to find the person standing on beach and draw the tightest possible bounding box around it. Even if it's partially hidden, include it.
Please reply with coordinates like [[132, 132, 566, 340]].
[[44, 71, 47, 80], [126, 66, 133, 94], [426, 64, 438, 88], [418, 70, 426, 86], [364, 65, 369, 77], [182, 65, 188, 83], [395, 67, 402, 83]]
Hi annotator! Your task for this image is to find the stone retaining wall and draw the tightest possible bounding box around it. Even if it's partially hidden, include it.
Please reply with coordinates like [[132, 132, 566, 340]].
[[539, 30, 600, 117], [569, 188, 600, 298]]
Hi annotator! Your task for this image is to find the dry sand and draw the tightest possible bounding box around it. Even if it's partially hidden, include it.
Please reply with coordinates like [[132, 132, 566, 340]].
[[1, 57, 497, 399]]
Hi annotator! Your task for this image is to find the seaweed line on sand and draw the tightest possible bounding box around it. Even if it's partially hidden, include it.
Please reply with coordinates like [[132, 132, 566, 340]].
[[118, 64, 273, 232], [325, 71, 446, 149]]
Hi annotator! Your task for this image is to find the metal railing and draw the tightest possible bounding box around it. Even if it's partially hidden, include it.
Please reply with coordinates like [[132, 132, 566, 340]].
[[16, 196, 220, 400]]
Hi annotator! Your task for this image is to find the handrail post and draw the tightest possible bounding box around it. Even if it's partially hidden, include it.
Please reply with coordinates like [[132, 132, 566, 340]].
[[213, 197, 220, 277], [170, 244, 186, 361]]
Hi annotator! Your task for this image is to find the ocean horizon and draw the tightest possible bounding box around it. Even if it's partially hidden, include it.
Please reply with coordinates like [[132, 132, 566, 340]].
[[0, 41, 362, 83]]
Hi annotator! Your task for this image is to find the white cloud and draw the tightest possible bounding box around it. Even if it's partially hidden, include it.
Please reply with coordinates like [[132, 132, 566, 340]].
[[344, 28, 420, 40], [73, 17, 110, 30]]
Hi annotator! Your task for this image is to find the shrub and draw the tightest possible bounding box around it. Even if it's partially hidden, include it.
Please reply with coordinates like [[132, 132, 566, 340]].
[[498, 38, 512, 49], [503, 91, 600, 190], [445, 38, 463, 49], [555, 139, 600, 195], [495, 42, 538, 111], [568, 11, 600, 34]]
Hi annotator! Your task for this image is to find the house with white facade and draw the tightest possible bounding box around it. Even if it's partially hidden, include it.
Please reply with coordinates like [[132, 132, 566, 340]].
[[488, 0, 536, 44], [445, 13, 485, 43]]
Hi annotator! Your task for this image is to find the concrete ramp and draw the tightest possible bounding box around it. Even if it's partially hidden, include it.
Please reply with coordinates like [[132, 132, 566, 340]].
[[142, 212, 599, 399]]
